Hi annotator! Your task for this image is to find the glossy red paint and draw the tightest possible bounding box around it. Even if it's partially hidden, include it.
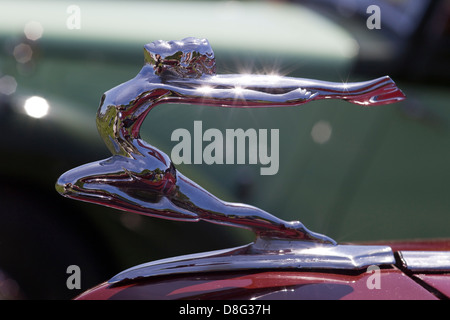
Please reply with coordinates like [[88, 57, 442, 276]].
[[414, 274, 450, 298], [75, 268, 438, 300], [74, 239, 450, 300], [360, 238, 450, 252]]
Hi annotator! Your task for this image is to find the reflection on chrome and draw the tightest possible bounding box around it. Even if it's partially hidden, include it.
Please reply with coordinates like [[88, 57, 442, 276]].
[[56, 37, 405, 245]]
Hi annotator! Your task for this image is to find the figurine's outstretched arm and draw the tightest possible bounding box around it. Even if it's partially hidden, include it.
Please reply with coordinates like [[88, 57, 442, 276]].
[[96, 75, 319, 156], [109, 73, 405, 153], [156, 82, 316, 107], [156, 74, 405, 108]]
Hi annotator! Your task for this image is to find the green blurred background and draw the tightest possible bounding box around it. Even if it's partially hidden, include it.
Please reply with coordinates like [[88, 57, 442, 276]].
[[0, 0, 449, 299]]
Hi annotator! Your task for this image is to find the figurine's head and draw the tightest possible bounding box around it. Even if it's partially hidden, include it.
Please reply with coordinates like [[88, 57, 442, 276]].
[[144, 37, 216, 78]]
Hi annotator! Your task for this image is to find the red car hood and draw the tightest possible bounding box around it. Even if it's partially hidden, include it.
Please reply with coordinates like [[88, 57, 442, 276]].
[[75, 239, 450, 300]]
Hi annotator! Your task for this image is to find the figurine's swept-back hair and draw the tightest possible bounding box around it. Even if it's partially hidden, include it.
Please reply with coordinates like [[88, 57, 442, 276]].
[[144, 37, 216, 78]]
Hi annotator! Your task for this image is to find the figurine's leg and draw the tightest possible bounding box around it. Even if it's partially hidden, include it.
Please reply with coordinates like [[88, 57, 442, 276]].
[[56, 158, 200, 222], [170, 172, 336, 244]]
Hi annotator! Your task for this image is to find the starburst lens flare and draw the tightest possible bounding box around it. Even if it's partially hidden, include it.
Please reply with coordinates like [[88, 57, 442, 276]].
[[24, 96, 49, 118], [197, 85, 213, 94], [233, 86, 244, 95]]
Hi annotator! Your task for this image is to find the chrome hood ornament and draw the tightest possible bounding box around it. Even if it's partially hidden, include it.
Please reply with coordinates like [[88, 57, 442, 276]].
[[56, 38, 405, 281]]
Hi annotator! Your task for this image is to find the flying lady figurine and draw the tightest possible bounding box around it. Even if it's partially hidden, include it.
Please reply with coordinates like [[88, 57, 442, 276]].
[[56, 37, 405, 245]]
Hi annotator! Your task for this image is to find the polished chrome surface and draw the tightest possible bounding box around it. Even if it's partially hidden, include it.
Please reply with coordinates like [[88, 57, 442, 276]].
[[56, 37, 405, 244], [108, 238, 395, 283], [399, 251, 450, 272]]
